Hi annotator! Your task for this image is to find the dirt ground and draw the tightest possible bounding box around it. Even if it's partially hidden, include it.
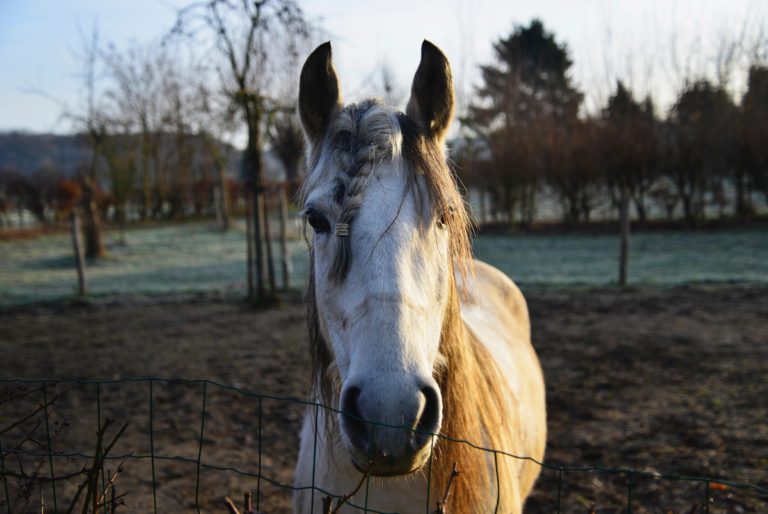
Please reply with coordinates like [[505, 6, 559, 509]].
[[0, 286, 766, 513]]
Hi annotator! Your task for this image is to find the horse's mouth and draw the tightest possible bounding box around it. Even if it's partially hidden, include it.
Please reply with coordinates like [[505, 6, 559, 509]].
[[349, 449, 430, 477]]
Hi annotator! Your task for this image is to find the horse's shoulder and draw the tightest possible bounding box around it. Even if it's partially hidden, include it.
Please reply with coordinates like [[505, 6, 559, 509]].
[[460, 260, 530, 337]]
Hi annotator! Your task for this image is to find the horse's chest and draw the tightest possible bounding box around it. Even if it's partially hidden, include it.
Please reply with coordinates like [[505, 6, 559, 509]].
[[334, 476, 428, 513]]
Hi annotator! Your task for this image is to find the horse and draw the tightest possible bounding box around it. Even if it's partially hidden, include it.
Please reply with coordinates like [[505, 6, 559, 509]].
[[293, 40, 546, 514]]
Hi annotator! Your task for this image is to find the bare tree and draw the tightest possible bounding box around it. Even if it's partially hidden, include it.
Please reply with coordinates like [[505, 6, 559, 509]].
[[193, 81, 237, 230], [70, 25, 108, 258], [103, 42, 167, 219], [172, 0, 310, 302], [268, 110, 304, 185]]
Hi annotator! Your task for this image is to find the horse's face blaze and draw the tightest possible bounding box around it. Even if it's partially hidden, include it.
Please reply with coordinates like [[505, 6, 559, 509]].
[[305, 150, 450, 475]]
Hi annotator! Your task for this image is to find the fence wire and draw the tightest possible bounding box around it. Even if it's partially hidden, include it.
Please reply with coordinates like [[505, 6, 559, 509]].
[[0, 377, 766, 513]]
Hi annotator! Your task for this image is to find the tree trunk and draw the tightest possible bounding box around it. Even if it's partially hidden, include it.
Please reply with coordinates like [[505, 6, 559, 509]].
[[261, 189, 276, 295], [70, 210, 88, 296], [521, 182, 537, 226], [580, 191, 591, 223], [244, 104, 270, 302], [116, 203, 127, 246], [619, 186, 630, 287], [566, 193, 580, 226], [735, 169, 749, 219], [245, 189, 255, 299], [216, 157, 232, 231], [505, 185, 516, 227], [633, 190, 647, 225], [81, 177, 106, 259], [695, 181, 706, 223], [140, 136, 152, 220], [251, 183, 265, 299], [279, 185, 291, 290], [682, 192, 694, 227]]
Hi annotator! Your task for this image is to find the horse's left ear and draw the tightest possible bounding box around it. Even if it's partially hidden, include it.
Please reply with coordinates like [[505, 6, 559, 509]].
[[299, 42, 343, 145], [406, 40, 455, 143]]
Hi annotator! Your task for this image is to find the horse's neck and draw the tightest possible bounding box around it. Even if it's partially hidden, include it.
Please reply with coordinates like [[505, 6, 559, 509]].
[[429, 286, 520, 512]]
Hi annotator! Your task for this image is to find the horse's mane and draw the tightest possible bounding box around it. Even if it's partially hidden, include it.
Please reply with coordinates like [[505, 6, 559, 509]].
[[303, 99, 513, 511]]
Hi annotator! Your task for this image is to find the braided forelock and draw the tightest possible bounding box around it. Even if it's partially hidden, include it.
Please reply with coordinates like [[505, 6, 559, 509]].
[[324, 100, 400, 282]]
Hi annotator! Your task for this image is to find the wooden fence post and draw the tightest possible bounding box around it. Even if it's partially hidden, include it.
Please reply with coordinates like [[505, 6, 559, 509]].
[[70, 210, 87, 296]]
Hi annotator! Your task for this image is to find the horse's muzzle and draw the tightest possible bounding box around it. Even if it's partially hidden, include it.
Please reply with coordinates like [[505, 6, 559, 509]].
[[339, 378, 442, 476]]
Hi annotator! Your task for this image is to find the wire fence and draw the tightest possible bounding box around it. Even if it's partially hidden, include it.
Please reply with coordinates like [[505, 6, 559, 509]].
[[1, 377, 766, 514]]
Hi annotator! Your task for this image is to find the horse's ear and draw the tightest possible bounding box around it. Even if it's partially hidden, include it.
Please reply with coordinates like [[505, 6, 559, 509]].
[[406, 40, 455, 143], [299, 42, 343, 144]]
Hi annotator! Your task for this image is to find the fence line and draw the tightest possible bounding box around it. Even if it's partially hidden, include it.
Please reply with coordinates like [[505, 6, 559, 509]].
[[1, 377, 766, 513]]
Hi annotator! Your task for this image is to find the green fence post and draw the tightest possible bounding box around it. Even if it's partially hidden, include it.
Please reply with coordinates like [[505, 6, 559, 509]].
[[310, 404, 319, 514], [149, 380, 158, 514], [705, 480, 710, 514], [424, 435, 435, 514], [493, 451, 501, 514], [42, 382, 58, 513], [96, 382, 108, 514], [256, 395, 263, 512], [1, 439, 12, 514], [364, 422, 376, 513], [195, 382, 208, 514]]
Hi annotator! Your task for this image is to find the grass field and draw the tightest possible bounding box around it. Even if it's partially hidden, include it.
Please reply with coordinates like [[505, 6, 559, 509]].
[[2, 221, 767, 308]]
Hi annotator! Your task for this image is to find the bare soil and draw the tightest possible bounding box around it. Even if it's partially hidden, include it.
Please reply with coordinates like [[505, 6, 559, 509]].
[[0, 286, 766, 513]]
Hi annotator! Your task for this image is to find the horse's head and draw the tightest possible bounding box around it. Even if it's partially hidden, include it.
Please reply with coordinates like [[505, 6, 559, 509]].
[[299, 41, 470, 476]]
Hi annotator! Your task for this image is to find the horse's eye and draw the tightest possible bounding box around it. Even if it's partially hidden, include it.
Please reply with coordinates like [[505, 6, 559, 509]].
[[306, 209, 330, 234]]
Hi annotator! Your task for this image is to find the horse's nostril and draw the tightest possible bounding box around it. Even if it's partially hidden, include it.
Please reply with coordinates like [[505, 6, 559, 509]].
[[340, 386, 369, 448], [416, 385, 441, 435]]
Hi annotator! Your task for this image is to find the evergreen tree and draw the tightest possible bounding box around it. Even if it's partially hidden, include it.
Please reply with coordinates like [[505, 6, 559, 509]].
[[671, 80, 737, 225], [466, 20, 584, 225], [742, 66, 768, 204], [603, 81, 658, 223]]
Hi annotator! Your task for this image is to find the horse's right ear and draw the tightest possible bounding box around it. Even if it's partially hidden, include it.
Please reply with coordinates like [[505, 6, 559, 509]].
[[406, 40, 455, 144], [299, 42, 342, 145]]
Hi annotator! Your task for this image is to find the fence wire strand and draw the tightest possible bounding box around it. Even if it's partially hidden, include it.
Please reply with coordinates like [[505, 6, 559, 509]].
[[1, 377, 766, 513]]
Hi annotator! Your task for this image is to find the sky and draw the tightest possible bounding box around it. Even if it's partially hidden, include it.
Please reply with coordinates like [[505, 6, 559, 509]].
[[0, 0, 765, 141]]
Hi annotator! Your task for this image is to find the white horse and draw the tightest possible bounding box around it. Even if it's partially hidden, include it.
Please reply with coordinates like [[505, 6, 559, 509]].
[[293, 41, 546, 514]]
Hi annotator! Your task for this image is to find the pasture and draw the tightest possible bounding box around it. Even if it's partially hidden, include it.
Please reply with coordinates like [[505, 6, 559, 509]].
[[1, 286, 766, 512], [1, 222, 768, 308]]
